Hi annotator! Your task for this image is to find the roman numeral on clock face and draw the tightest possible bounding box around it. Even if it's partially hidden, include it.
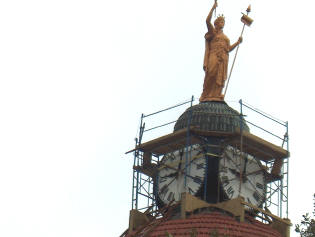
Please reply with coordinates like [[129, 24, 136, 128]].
[[256, 182, 264, 190], [253, 191, 261, 202], [226, 186, 235, 198], [196, 163, 204, 170], [221, 175, 229, 187], [167, 192, 174, 202], [193, 176, 202, 184], [188, 187, 194, 194]]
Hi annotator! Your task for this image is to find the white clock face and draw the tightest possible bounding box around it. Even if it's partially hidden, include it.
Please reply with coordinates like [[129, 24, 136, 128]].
[[219, 146, 266, 207], [157, 145, 206, 205]]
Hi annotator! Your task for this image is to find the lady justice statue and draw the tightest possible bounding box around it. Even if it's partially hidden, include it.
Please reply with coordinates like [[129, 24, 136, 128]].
[[200, 0, 243, 102]]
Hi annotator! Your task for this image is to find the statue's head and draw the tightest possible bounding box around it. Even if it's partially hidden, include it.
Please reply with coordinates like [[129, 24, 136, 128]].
[[214, 15, 225, 29]]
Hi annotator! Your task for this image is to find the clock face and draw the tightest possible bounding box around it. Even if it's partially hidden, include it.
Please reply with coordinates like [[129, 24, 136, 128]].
[[157, 145, 206, 205], [219, 145, 266, 207]]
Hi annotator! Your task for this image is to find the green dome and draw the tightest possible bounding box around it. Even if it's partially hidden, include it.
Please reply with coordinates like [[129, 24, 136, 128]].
[[174, 101, 249, 133]]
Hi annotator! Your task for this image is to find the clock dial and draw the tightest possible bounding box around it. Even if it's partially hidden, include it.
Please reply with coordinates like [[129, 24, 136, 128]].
[[157, 145, 206, 205], [219, 145, 266, 207]]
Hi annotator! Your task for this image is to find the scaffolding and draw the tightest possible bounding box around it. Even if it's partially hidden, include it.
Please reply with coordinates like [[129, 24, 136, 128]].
[[239, 100, 289, 219], [130, 97, 195, 212], [127, 97, 289, 220]]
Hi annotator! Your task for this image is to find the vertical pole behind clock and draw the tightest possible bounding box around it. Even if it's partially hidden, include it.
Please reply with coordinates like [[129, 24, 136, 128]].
[[184, 96, 194, 190], [239, 100, 244, 196]]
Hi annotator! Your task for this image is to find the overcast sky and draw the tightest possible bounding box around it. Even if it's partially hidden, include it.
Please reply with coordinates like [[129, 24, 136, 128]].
[[0, 0, 314, 236]]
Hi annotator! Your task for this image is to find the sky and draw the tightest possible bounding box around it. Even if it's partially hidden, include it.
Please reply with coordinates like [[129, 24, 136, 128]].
[[0, 0, 314, 236]]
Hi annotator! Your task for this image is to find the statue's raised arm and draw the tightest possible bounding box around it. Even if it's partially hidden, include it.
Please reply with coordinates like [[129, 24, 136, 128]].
[[206, 1, 217, 33]]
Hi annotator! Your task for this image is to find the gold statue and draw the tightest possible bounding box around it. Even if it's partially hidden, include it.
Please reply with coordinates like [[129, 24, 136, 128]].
[[200, 1, 242, 102]]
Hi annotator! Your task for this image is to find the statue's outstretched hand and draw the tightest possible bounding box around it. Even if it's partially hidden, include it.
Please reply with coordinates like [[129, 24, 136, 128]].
[[213, 0, 218, 9]]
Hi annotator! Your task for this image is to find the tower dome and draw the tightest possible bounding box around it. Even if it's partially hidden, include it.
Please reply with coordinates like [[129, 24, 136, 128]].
[[174, 101, 249, 133]]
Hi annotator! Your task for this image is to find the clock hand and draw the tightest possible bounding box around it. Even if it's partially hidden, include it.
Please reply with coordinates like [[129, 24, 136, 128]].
[[177, 150, 184, 170], [160, 172, 177, 179], [184, 173, 203, 185], [242, 155, 248, 178], [159, 176, 176, 197], [229, 168, 240, 176], [182, 173, 195, 179], [178, 166, 204, 183]]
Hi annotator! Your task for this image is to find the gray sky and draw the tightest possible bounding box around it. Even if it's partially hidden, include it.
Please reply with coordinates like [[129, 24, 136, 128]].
[[0, 0, 314, 236]]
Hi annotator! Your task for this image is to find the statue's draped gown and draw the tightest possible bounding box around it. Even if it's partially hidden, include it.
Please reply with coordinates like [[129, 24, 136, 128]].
[[200, 30, 230, 101]]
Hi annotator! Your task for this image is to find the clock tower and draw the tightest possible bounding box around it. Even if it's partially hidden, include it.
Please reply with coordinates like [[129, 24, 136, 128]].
[[121, 1, 291, 237]]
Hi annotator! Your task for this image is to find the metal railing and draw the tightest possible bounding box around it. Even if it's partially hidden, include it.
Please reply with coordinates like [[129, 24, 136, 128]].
[[131, 97, 195, 211], [239, 99, 289, 219]]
